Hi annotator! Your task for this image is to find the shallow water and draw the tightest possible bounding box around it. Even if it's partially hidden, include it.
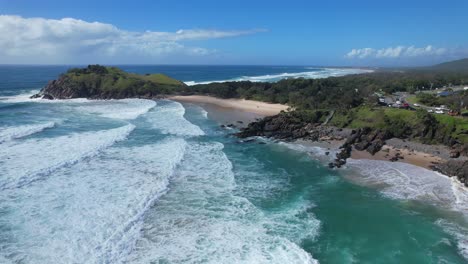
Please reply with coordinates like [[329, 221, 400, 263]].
[[1, 66, 468, 263]]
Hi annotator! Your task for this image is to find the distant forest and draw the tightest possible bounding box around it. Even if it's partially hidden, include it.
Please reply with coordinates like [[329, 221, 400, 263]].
[[184, 70, 468, 110]]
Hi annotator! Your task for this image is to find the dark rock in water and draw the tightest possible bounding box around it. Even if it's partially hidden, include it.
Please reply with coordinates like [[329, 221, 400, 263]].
[[227, 124, 236, 128], [30, 94, 42, 99], [42, 94, 54, 100], [237, 121, 244, 124], [433, 160, 468, 186], [325, 151, 330, 156]]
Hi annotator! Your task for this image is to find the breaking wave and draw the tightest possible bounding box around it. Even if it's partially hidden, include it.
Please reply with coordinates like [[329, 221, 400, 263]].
[[0, 138, 188, 263], [0, 124, 135, 190], [75, 99, 157, 120], [123, 141, 318, 264], [146, 100, 205, 136], [0, 121, 56, 143], [184, 68, 373, 86]]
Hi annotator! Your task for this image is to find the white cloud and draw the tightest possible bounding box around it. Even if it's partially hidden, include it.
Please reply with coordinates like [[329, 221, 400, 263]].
[[346, 45, 448, 59], [0, 15, 264, 63]]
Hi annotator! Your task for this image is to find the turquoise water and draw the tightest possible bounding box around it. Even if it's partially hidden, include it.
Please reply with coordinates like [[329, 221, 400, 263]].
[[1, 66, 468, 263]]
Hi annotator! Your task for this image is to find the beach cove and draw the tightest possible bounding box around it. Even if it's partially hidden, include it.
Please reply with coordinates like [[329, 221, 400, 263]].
[[1, 65, 468, 263]]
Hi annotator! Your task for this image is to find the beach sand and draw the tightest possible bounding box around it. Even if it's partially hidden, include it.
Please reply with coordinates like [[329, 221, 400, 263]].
[[351, 145, 442, 170], [169, 95, 289, 116]]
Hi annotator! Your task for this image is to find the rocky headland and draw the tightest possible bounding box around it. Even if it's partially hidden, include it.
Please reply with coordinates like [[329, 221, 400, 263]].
[[236, 112, 468, 186], [31, 65, 186, 100]]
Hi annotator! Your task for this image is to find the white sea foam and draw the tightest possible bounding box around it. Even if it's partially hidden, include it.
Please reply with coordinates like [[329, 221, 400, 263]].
[[75, 99, 156, 120], [0, 138, 188, 264], [0, 90, 40, 103], [146, 100, 205, 136], [184, 68, 373, 86], [200, 108, 208, 118], [345, 159, 459, 207], [0, 122, 55, 143], [345, 159, 468, 261], [0, 91, 156, 121], [0, 124, 135, 190], [278, 141, 338, 163], [123, 141, 318, 264], [435, 219, 468, 260]]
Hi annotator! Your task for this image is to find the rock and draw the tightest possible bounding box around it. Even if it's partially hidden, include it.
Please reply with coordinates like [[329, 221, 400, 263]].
[[367, 139, 385, 155], [325, 151, 330, 156], [42, 94, 54, 100], [30, 93, 42, 99], [237, 121, 244, 124], [433, 160, 468, 184], [450, 150, 461, 158]]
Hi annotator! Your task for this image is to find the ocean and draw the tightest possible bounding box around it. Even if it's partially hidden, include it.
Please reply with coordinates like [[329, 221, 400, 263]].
[[1, 65, 468, 263]]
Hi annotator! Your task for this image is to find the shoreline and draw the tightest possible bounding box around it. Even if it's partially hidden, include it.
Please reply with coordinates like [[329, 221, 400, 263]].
[[169, 95, 289, 116], [176, 97, 456, 173]]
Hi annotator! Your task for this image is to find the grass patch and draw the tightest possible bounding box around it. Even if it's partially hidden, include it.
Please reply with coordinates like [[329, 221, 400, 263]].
[[137, 73, 184, 86]]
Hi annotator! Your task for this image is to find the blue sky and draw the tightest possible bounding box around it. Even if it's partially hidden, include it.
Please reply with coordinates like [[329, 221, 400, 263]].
[[1, 0, 467, 66]]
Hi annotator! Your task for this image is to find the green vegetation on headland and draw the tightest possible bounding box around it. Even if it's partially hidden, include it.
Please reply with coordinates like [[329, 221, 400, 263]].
[[34, 65, 185, 99]]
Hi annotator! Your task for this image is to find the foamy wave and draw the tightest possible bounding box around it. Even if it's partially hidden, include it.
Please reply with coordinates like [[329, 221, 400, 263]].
[[345, 159, 461, 208], [0, 90, 40, 103], [435, 219, 468, 260], [75, 99, 157, 120], [124, 141, 318, 264], [146, 100, 205, 136], [0, 138, 188, 263], [0, 124, 135, 190], [0, 122, 55, 143], [184, 68, 373, 86]]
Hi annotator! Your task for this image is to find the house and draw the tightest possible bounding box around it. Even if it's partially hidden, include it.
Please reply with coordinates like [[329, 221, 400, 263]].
[[438, 91, 453, 97]]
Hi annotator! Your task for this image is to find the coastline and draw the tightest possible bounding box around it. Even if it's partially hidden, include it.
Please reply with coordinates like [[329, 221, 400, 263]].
[[169, 95, 289, 116], [178, 98, 461, 176]]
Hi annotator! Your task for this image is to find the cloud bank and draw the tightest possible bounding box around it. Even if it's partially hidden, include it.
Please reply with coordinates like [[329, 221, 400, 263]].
[[345, 45, 449, 59], [0, 15, 264, 64]]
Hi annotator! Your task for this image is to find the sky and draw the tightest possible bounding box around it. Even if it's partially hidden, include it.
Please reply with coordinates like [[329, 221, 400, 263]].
[[0, 0, 467, 66]]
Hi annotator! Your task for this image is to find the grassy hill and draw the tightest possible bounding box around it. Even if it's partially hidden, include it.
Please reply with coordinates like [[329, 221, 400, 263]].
[[425, 58, 468, 72], [40, 65, 186, 99], [137, 73, 185, 86]]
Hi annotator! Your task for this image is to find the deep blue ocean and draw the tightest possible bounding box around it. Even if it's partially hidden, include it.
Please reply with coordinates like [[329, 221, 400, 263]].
[[1, 65, 468, 263]]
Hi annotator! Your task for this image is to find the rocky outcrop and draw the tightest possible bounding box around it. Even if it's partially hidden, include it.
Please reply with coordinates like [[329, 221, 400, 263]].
[[237, 113, 391, 168], [433, 160, 468, 186]]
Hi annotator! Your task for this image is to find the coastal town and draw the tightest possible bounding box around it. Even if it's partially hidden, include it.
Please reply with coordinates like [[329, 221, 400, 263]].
[[376, 85, 468, 116]]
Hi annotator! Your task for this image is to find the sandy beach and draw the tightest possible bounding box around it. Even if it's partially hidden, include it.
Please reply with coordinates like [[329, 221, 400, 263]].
[[351, 145, 442, 170], [169, 95, 289, 116]]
